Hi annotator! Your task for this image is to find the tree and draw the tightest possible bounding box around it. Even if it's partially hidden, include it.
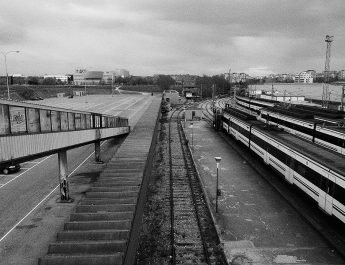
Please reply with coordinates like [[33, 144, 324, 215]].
[[26, 76, 40, 85], [155, 75, 175, 91], [42, 77, 56, 85]]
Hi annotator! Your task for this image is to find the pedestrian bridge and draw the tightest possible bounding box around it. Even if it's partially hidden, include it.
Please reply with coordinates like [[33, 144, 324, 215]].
[[0, 99, 130, 200], [0, 99, 129, 164]]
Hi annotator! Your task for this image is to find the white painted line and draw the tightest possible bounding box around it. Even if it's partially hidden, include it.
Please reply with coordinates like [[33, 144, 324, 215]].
[[0, 185, 59, 243], [0, 141, 107, 244], [0, 155, 52, 190], [20, 168, 31, 170]]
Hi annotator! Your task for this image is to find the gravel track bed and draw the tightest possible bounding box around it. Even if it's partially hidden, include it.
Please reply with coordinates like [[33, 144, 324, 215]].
[[136, 113, 227, 265]]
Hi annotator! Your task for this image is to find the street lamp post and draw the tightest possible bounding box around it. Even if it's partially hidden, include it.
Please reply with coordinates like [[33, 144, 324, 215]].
[[1, 50, 20, 100], [190, 122, 193, 148], [215, 157, 222, 213]]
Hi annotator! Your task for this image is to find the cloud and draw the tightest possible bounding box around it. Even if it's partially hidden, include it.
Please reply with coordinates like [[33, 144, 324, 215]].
[[0, 0, 345, 76]]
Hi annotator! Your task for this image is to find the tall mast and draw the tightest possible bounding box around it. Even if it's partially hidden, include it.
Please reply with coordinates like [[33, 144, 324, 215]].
[[322, 35, 334, 108]]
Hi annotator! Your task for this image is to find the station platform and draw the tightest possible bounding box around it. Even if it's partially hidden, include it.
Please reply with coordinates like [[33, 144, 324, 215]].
[[38, 97, 161, 265], [184, 120, 345, 265]]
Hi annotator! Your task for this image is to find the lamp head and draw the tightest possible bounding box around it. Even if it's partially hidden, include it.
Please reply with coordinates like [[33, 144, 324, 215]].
[[215, 157, 222, 163], [215, 157, 222, 168]]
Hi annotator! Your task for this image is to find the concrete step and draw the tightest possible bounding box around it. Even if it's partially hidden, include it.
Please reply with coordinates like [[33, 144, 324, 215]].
[[89, 186, 139, 192], [57, 230, 129, 241], [70, 212, 133, 221], [113, 157, 146, 161], [94, 180, 139, 186], [75, 204, 135, 213], [48, 240, 127, 254], [106, 164, 145, 169], [99, 172, 142, 178], [64, 220, 131, 230], [80, 198, 137, 205], [86, 191, 138, 199], [102, 168, 142, 173], [38, 253, 123, 265], [98, 176, 141, 182]]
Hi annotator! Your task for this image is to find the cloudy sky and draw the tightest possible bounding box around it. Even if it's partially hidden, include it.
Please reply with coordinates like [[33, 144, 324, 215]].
[[1, 0, 345, 76]]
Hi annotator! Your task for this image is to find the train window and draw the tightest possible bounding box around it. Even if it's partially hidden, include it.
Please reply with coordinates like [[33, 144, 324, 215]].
[[319, 176, 335, 195], [0, 104, 10, 135], [294, 161, 308, 179], [26, 108, 40, 133], [39, 109, 51, 132], [51, 111, 61, 132], [333, 183, 345, 205], [317, 132, 343, 146], [251, 134, 265, 149], [304, 167, 322, 187], [268, 145, 288, 163], [60, 112, 68, 131], [10, 106, 27, 133]]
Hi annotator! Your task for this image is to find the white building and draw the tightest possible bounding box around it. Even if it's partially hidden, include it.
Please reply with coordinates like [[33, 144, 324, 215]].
[[294, 70, 315, 83], [43, 74, 69, 83], [73, 69, 103, 85]]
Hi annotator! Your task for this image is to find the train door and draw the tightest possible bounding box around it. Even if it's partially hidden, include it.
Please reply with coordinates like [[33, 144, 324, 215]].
[[318, 174, 335, 215]]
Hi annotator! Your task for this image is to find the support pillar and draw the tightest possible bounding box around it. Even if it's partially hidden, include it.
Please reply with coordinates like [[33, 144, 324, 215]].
[[95, 140, 103, 163], [58, 150, 70, 202]]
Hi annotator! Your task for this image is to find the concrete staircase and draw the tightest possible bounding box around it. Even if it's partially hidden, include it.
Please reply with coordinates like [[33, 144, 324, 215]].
[[38, 97, 161, 265], [38, 161, 145, 265]]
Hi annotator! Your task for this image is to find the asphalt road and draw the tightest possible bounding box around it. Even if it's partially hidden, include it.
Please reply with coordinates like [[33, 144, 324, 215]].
[[0, 93, 156, 264]]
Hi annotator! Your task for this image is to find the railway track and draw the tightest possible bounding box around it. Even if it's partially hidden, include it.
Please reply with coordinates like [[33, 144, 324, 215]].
[[200, 101, 214, 125], [168, 108, 227, 265]]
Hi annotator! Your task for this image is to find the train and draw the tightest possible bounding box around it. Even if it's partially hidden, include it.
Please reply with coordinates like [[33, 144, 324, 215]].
[[220, 106, 345, 224], [232, 96, 345, 156]]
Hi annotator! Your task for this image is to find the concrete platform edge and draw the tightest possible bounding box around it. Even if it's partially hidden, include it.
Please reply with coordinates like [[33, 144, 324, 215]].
[[123, 101, 161, 265], [181, 122, 225, 250]]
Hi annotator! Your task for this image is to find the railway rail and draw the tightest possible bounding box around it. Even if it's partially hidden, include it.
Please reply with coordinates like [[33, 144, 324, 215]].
[[168, 108, 227, 265], [200, 101, 214, 125]]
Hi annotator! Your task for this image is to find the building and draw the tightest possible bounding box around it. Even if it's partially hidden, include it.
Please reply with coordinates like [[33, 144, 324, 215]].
[[260, 93, 305, 102], [171, 75, 197, 88], [115, 69, 130, 78], [338, 70, 345, 80], [102, 72, 116, 85], [163, 90, 180, 105], [43, 74, 69, 83], [185, 105, 203, 120], [231, 73, 247, 83], [294, 70, 315, 83], [73, 69, 104, 85]]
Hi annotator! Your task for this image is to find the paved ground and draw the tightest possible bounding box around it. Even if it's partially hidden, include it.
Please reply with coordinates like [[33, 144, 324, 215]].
[[184, 120, 345, 265]]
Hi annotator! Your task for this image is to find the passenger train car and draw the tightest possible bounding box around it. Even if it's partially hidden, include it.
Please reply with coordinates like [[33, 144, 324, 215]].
[[220, 107, 345, 224], [260, 108, 345, 155], [233, 96, 345, 156], [235, 96, 276, 113]]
